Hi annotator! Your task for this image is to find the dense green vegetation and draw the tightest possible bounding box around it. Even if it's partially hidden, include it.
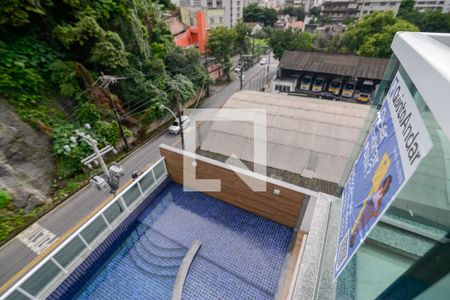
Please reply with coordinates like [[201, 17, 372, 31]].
[[0, 0, 209, 243], [268, 29, 313, 60], [342, 11, 419, 57], [207, 23, 268, 79], [0, 190, 12, 209], [267, 11, 419, 59], [243, 4, 278, 27], [0, 0, 208, 179], [279, 6, 305, 21], [398, 0, 450, 32]]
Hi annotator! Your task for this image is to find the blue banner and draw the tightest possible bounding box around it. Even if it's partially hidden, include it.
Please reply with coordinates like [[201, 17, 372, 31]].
[[334, 72, 432, 279]]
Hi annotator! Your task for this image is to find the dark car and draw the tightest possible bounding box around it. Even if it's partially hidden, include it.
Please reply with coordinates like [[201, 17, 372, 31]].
[[317, 91, 339, 101]]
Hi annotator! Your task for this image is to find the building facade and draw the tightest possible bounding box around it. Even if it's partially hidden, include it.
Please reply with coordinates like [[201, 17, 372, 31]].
[[320, 0, 448, 20], [414, 0, 450, 12], [177, 0, 244, 27], [320, 0, 361, 21], [359, 0, 402, 17]]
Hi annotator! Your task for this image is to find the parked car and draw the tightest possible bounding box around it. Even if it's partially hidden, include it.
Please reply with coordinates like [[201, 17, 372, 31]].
[[300, 75, 313, 91], [356, 80, 375, 103], [260, 58, 267, 65], [357, 92, 371, 103], [234, 65, 242, 73], [317, 91, 339, 101], [342, 80, 356, 98], [312, 77, 325, 92], [328, 78, 343, 95], [168, 115, 190, 134]]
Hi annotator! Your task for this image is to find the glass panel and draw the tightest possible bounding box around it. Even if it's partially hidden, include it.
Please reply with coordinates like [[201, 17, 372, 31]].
[[103, 201, 124, 224], [5, 290, 29, 300], [123, 184, 141, 207], [336, 60, 450, 299], [20, 260, 62, 296], [80, 216, 107, 245], [153, 160, 166, 181], [139, 171, 155, 192], [53, 236, 86, 268]]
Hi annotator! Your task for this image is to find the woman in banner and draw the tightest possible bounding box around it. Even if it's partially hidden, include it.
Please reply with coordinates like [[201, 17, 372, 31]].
[[350, 174, 392, 248]]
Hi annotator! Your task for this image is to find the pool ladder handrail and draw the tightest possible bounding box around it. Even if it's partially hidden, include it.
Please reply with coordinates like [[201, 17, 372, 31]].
[[171, 239, 201, 300]]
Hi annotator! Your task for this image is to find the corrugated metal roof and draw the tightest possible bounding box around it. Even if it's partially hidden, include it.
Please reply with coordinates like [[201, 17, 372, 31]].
[[278, 51, 389, 80], [200, 91, 371, 184]]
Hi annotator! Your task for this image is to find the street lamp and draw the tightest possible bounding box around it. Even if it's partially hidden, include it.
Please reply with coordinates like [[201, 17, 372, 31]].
[[160, 104, 185, 150]]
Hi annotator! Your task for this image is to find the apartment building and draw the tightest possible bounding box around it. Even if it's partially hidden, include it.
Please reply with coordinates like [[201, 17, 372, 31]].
[[320, 0, 361, 21], [359, 0, 401, 17], [414, 0, 450, 12], [320, 0, 448, 20], [177, 0, 244, 27], [286, 0, 324, 12]]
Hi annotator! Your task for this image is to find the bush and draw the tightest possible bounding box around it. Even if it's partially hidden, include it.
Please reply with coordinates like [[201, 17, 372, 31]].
[[0, 190, 12, 209]]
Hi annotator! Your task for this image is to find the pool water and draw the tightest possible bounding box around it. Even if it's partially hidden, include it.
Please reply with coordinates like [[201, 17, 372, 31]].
[[77, 183, 293, 299]]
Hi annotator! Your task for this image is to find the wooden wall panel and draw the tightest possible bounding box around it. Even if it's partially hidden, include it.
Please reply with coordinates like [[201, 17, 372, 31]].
[[160, 147, 305, 227]]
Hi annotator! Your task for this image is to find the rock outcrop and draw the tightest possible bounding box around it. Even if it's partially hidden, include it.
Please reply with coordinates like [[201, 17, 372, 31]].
[[0, 100, 54, 211]]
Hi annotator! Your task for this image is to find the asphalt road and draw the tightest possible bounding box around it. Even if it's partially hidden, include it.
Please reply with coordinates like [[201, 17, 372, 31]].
[[0, 56, 276, 293]]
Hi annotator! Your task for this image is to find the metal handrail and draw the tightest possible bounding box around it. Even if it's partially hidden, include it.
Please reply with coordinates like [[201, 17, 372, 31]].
[[171, 240, 201, 300], [1, 157, 168, 300]]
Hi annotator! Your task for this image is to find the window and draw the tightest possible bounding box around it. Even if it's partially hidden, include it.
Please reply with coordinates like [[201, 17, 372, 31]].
[[237, 0, 241, 5], [390, 2, 396, 5], [380, 2, 387, 5], [219, 17, 223, 23], [365, 3, 370, 5], [210, 17, 214, 24], [216, 0, 222, 6]]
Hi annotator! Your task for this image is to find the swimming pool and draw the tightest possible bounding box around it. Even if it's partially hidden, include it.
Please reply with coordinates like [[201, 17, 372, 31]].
[[75, 182, 293, 299]]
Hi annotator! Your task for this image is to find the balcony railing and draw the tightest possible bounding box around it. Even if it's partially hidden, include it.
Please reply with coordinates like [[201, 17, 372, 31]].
[[1, 157, 168, 300]]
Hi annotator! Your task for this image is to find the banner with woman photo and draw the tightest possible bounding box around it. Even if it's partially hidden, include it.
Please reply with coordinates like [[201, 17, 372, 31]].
[[333, 71, 433, 279]]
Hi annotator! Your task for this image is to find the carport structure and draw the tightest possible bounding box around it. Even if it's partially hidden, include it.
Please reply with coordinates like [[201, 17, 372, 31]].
[[277, 51, 389, 92], [279, 50, 388, 80]]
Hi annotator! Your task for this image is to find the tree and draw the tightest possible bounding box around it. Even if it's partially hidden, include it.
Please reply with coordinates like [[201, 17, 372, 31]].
[[358, 20, 419, 57], [268, 29, 313, 60], [207, 27, 237, 80], [243, 4, 278, 27], [235, 21, 252, 55], [398, 6, 450, 33], [280, 6, 305, 21], [398, 0, 415, 17], [341, 11, 418, 57], [164, 47, 209, 89], [309, 7, 321, 18], [167, 74, 195, 149], [313, 32, 344, 53]]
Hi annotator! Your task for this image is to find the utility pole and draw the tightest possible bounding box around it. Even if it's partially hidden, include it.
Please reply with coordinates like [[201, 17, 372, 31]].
[[252, 33, 255, 65], [65, 125, 124, 194], [177, 95, 185, 151], [95, 74, 130, 151], [204, 50, 210, 96], [267, 50, 271, 84], [239, 70, 244, 90]]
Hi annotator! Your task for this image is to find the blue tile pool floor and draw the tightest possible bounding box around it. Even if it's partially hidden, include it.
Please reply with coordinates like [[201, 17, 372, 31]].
[[76, 183, 293, 299]]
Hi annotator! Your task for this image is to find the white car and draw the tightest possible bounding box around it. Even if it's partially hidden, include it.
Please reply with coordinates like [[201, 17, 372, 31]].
[[234, 65, 242, 73], [260, 58, 267, 65], [168, 115, 190, 134]]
